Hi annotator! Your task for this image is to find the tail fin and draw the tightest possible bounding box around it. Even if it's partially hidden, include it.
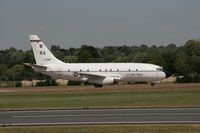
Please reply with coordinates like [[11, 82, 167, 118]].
[[29, 35, 63, 66]]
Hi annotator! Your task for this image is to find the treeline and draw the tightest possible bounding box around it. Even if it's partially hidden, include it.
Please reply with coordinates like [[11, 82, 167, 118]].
[[0, 39, 200, 83]]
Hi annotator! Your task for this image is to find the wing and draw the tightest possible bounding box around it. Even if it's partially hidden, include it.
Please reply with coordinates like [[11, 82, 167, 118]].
[[74, 72, 121, 82]]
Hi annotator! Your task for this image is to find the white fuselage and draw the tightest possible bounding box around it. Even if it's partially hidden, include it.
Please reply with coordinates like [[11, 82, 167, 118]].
[[38, 62, 166, 84]]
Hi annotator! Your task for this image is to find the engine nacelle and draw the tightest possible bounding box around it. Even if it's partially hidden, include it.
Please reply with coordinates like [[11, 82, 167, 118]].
[[88, 77, 115, 85]]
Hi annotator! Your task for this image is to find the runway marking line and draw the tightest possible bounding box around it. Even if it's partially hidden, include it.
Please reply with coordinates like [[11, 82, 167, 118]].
[[12, 112, 200, 118], [1, 107, 200, 114]]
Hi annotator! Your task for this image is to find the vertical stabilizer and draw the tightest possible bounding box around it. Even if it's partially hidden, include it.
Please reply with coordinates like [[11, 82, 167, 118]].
[[29, 35, 63, 66]]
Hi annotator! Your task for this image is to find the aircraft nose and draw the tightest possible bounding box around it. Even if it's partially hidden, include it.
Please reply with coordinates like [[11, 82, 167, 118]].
[[157, 72, 166, 80], [164, 69, 172, 78]]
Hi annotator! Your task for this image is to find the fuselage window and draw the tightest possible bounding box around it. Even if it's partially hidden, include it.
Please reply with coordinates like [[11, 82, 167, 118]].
[[80, 69, 82, 72], [117, 69, 119, 71], [87, 69, 89, 72], [100, 69, 101, 72], [129, 69, 131, 71], [110, 69, 112, 71], [105, 69, 107, 72], [68, 69, 70, 72], [136, 69, 138, 71]]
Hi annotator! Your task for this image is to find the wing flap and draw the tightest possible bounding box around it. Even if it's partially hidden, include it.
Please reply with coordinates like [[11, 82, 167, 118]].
[[76, 72, 121, 81]]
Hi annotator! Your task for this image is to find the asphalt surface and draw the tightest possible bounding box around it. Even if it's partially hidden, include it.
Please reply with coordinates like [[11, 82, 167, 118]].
[[0, 108, 200, 126]]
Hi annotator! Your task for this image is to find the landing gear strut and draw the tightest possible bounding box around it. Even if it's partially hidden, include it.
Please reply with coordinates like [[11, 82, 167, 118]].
[[94, 84, 103, 88], [151, 83, 155, 86]]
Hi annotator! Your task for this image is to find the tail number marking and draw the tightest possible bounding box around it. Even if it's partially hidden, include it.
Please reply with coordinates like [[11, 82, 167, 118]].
[[40, 51, 46, 55]]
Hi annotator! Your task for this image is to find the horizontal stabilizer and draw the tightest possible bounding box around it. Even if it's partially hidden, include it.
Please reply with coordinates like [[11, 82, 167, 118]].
[[24, 63, 47, 72], [29, 35, 41, 42]]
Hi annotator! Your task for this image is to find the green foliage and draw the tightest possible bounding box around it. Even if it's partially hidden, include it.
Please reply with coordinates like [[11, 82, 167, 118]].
[[51, 45, 60, 51], [15, 81, 22, 87], [0, 86, 200, 110], [175, 40, 200, 82], [0, 124, 200, 133], [1, 125, 200, 133], [0, 64, 8, 80], [67, 80, 82, 86], [36, 79, 58, 86], [77, 45, 100, 62], [177, 75, 200, 83], [184, 40, 200, 56], [64, 55, 78, 63], [7, 64, 24, 80]]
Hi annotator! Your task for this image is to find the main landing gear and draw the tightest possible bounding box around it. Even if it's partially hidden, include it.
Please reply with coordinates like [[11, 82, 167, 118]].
[[94, 84, 103, 88], [151, 83, 155, 86]]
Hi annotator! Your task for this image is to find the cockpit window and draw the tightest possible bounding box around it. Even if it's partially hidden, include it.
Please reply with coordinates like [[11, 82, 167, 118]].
[[156, 68, 163, 71]]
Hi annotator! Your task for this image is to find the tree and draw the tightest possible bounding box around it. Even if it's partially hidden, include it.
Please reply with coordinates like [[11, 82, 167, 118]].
[[176, 40, 200, 82], [162, 50, 177, 74], [184, 40, 200, 56], [0, 64, 8, 80], [7, 64, 24, 81], [166, 43, 177, 50], [183, 40, 200, 73], [51, 45, 60, 51], [64, 56, 78, 63], [77, 45, 101, 62]]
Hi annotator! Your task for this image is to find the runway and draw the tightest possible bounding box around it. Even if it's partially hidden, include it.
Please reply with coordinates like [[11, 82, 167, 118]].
[[1, 108, 200, 126]]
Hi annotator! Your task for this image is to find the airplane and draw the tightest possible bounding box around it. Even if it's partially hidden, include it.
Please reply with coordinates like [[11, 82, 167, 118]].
[[25, 35, 169, 87]]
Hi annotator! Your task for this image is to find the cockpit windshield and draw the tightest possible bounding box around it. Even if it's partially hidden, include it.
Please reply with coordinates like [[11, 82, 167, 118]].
[[156, 67, 163, 71]]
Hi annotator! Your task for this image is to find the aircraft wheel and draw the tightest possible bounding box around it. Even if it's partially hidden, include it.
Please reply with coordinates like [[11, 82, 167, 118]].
[[94, 84, 103, 88], [151, 83, 155, 86]]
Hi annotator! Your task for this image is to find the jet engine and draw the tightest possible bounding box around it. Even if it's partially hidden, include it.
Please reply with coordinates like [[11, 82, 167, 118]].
[[88, 77, 115, 85]]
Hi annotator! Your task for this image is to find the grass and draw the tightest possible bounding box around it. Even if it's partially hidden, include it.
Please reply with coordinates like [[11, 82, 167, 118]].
[[0, 84, 200, 110], [0, 125, 200, 133]]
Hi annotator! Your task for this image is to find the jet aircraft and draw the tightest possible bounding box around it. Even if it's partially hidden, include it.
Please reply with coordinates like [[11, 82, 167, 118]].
[[25, 35, 167, 87]]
